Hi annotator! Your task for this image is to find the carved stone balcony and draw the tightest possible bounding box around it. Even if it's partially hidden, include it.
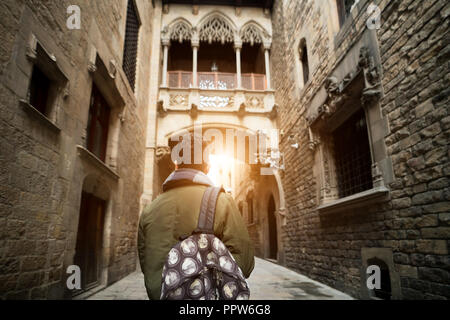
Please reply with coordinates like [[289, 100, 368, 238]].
[[167, 71, 267, 91], [160, 71, 274, 114]]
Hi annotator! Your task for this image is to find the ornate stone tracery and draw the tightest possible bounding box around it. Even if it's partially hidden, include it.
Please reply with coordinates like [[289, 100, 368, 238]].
[[307, 46, 382, 127], [155, 146, 171, 161], [169, 21, 192, 43], [169, 94, 189, 107], [199, 94, 234, 108], [164, 16, 272, 48], [241, 24, 263, 46], [199, 16, 234, 44], [305, 45, 388, 208], [358, 46, 382, 105]]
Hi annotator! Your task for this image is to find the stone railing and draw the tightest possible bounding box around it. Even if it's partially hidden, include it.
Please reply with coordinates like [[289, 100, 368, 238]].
[[167, 71, 266, 91], [161, 71, 273, 113], [158, 85, 275, 113]]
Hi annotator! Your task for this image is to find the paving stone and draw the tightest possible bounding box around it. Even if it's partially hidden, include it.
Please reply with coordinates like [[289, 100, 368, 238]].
[[87, 258, 353, 300]]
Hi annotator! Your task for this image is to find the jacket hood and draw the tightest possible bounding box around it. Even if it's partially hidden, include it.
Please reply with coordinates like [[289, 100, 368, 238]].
[[162, 168, 215, 192]]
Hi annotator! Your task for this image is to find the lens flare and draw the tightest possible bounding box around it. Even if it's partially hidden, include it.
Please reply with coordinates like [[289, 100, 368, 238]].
[[207, 154, 235, 190]]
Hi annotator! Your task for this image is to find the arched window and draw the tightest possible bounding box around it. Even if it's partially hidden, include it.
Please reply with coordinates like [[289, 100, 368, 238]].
[[299, 39, 309, 86]]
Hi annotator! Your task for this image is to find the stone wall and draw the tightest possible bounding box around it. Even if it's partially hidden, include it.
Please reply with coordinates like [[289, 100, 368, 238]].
[[271, 0, 449, 299], [0, 0, 448, 301], [0, 0, 154, 299], [234, 161, 284, 261]]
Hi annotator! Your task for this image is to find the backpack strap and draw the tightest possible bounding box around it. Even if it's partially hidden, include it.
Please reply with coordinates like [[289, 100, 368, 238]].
[[193, 186, 223, 234]]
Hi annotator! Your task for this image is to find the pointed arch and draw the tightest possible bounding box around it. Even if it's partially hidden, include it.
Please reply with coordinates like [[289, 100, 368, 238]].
[[240, 21, 270, 46], [197, 12, 236, 44], [241, 24, 262, 45], [167, 18, 193, 43]]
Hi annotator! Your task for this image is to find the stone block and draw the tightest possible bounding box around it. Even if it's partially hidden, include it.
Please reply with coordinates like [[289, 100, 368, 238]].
[[392, 197, 411, 209], [16, 272, 40, 290], [6, 220, 26, 239], [438, 212, 450, 225], [418, 267, 450, 283], [406, 157, 425, 170], [424, 254, 450, 269], [428, 282, 450, 298], [21, 256, 47, 272], [415, 214, 438, 228], [415, 98, 434, 118], [411, 191, 443, 205], [424, 147, 447, 167], [428, 178, 449, 190], [421, 227, 450, 239], [422, 202, 450, 213], [416, 240, 448, 255], [397, 264, 418, 278]]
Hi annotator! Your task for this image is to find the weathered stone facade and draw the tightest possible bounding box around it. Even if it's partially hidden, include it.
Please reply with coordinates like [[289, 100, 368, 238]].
[[270, 0, 449, 299], [0, 0, 448, 301], [0, 0, 154, 299]]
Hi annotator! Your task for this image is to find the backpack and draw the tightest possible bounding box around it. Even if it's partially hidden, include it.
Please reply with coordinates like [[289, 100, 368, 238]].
[[160, 186, 250, 300]]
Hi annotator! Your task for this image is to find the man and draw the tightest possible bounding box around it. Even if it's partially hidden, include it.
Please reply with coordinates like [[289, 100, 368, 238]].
[[138, 133, 255, 300]]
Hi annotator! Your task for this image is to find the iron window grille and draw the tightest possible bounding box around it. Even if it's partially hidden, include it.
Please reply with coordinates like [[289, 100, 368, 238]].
[[333, 108, 373, 198], [122, 0, 140, 91]]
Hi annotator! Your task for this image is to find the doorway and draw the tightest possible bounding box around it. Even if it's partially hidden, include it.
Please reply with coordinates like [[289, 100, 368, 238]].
[[268, 195, 278, 260], [74, 191, 106, 291]]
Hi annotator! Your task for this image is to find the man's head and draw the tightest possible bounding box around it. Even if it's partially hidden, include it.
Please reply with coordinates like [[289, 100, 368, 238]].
[[170, 132, 210, 174]]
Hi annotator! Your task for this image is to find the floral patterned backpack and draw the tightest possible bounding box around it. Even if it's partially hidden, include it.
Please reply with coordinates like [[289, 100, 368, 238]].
[[160, 186, 250, 300]]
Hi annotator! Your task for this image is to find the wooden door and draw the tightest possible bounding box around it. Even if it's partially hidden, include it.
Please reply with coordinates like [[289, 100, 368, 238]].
[[74, 191, 106, 291]]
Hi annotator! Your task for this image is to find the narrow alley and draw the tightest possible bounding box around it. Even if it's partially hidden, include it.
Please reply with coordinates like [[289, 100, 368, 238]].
[[1, 0, 448, 302], [86, 258, 353, 300]]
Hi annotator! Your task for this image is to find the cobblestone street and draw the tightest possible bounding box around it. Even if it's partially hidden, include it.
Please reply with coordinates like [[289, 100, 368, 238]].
[[87, 258, 353, 300]]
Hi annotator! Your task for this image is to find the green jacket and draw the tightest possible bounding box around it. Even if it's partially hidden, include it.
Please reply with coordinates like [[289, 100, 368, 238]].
[[138, 169, 255, 300]]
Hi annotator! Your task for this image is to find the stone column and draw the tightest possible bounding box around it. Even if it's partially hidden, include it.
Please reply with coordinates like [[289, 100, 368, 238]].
[[264, 42, 272, 90], [161, 39, 170, 87], [235, 41, 242, 89], [192, 40, 199, 88]]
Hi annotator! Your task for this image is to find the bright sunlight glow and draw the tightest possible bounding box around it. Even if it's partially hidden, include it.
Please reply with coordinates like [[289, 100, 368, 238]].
[[207, 154, 235, 190]]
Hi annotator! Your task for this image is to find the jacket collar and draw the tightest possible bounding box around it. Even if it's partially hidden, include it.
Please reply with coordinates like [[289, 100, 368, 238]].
[[162, 168, 215, 192]]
